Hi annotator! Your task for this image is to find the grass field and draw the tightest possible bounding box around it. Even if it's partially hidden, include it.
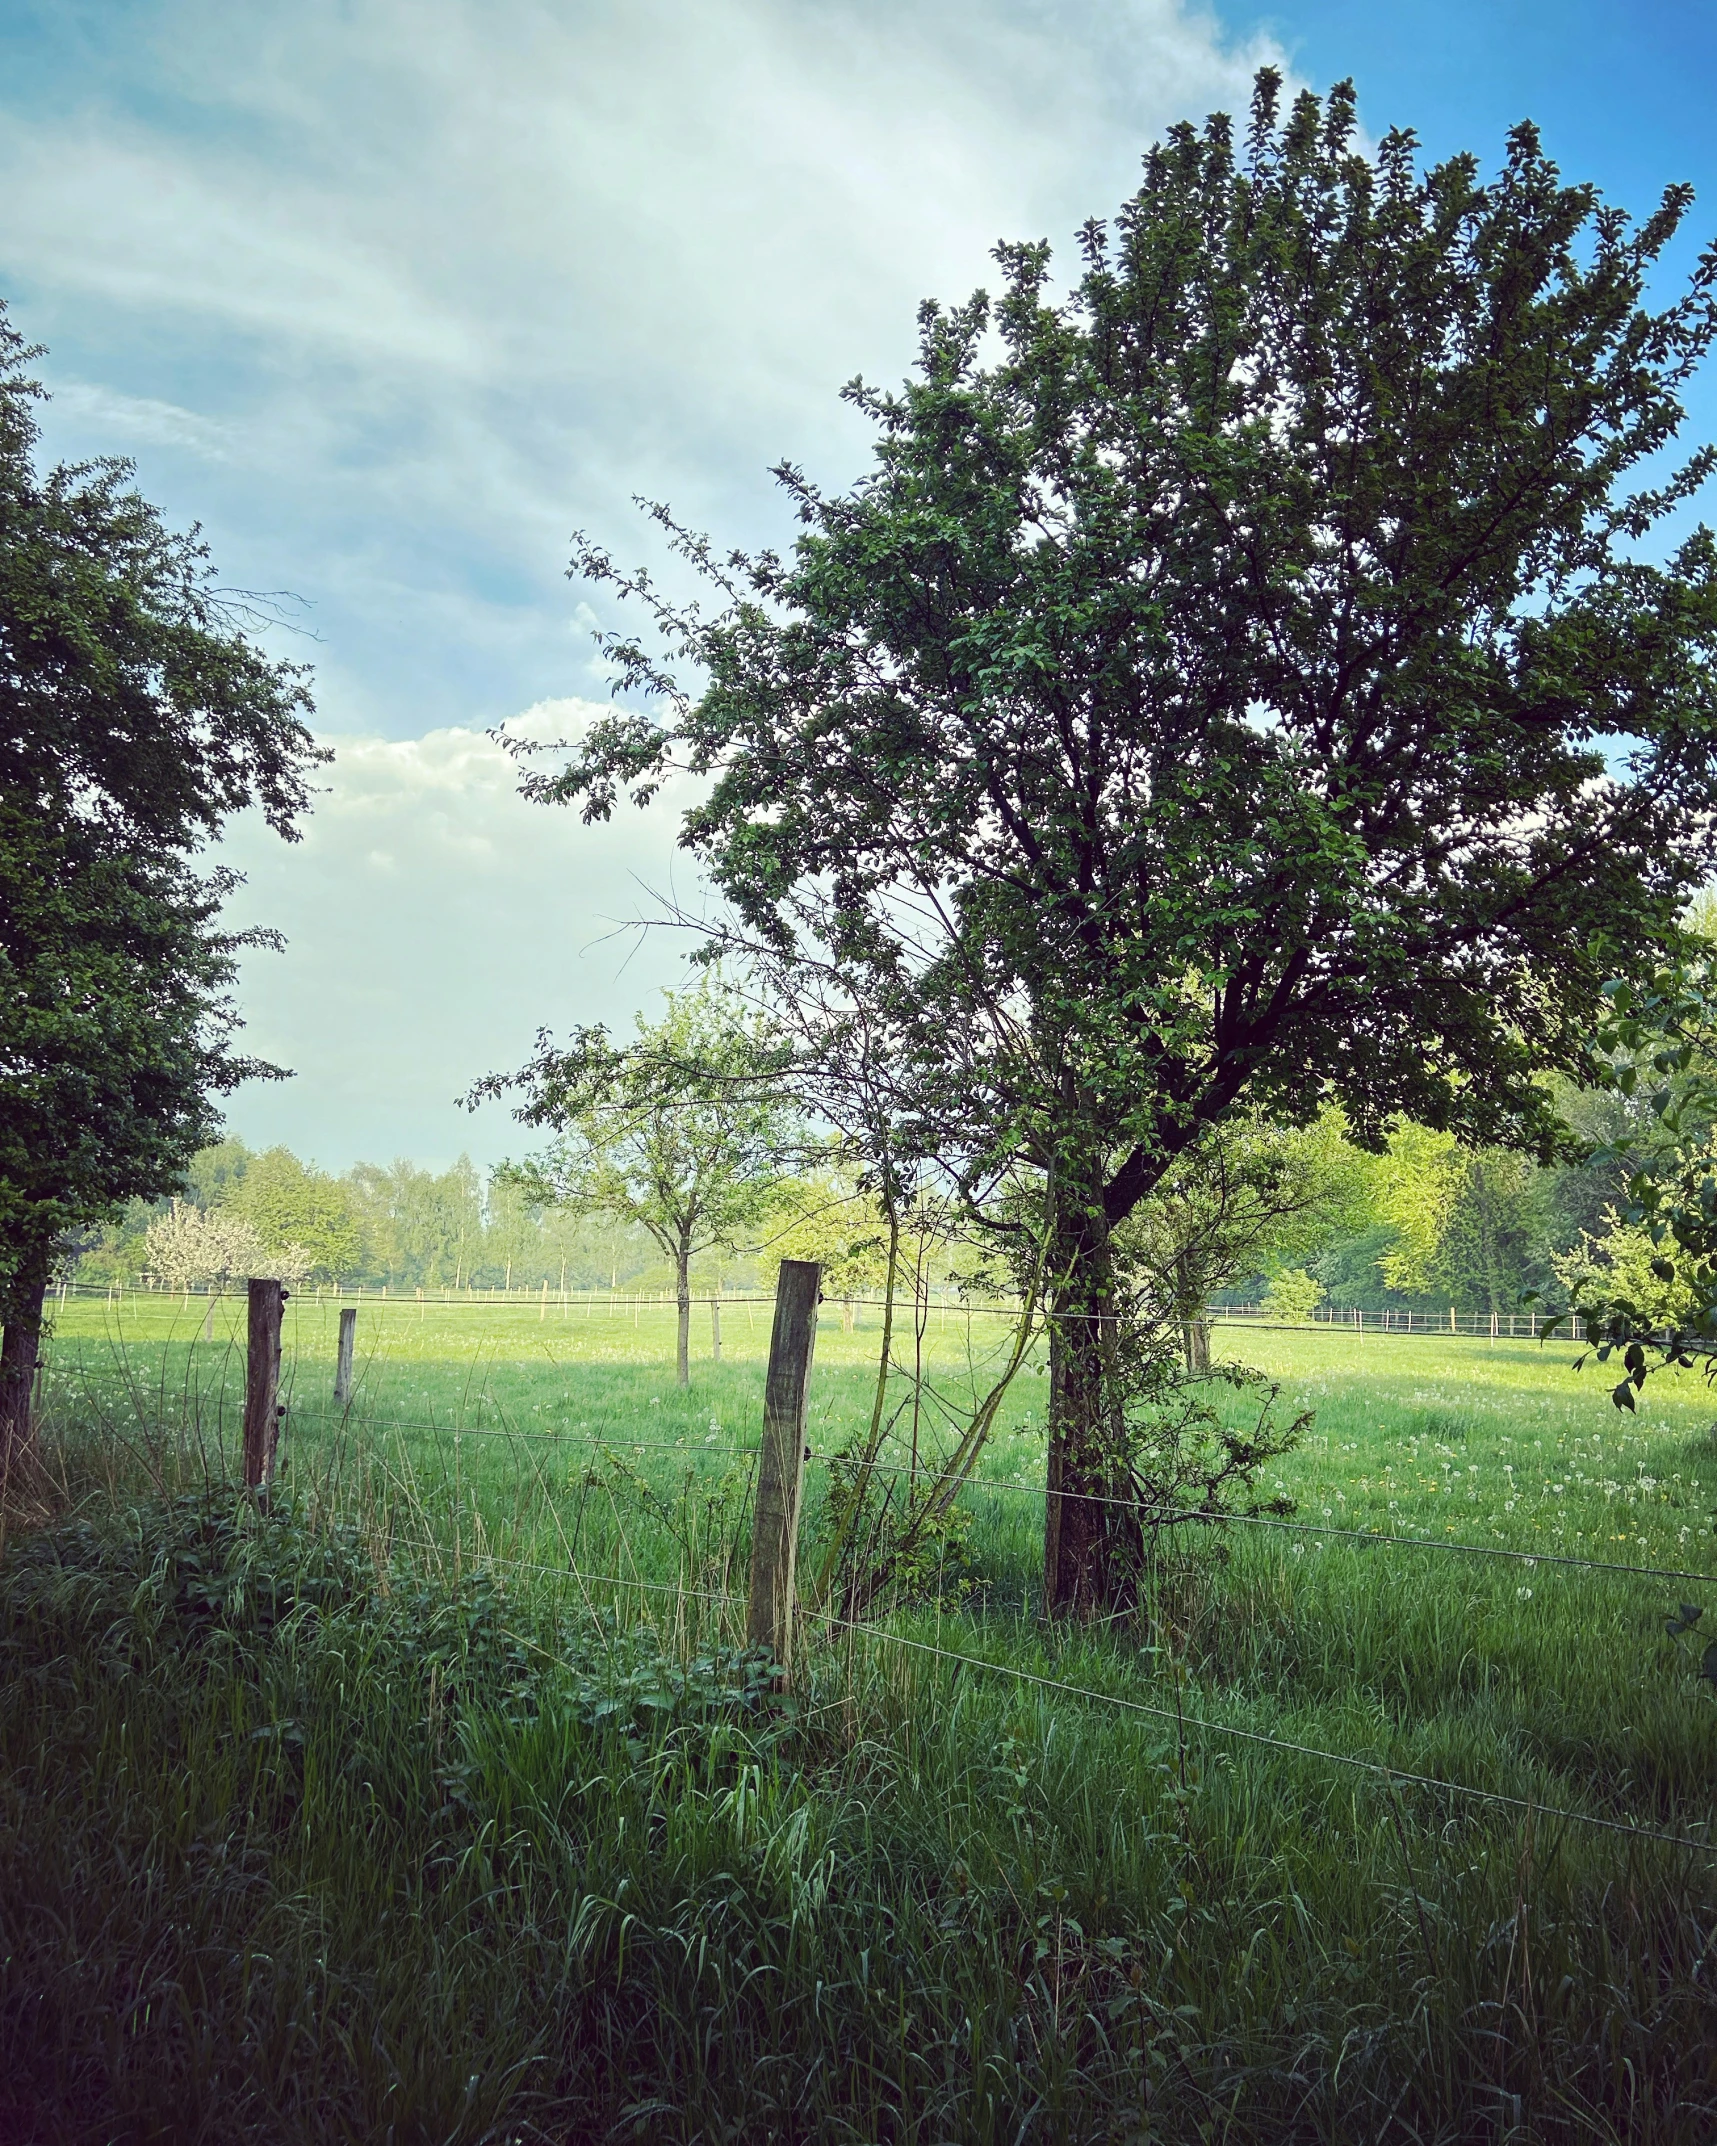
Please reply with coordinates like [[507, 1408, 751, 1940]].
[[5, 1292, 1717, 2140]]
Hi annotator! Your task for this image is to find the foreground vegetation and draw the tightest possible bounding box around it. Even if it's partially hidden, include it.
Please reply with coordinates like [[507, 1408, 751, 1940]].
[[4, 1304, 1717, 2141]]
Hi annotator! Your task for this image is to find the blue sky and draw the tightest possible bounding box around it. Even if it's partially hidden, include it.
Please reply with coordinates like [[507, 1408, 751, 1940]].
[[4, 0, 1714, 1169]]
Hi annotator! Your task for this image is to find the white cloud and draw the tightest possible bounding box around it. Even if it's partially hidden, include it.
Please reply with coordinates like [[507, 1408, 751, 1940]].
[[49, 382, 238, 459], [213, 705, 702, 1170]]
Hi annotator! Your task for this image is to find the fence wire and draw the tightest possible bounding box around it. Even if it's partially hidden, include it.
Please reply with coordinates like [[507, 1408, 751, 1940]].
[[374, 1530, 1717, 1861]]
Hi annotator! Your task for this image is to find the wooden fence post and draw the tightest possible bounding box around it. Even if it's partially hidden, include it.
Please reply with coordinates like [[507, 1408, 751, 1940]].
[[711, 1292, 722, 1363], [746, 1259, 821, 1683], [334, 1305, 357, 1406], [244, 1278, 287, 1491]]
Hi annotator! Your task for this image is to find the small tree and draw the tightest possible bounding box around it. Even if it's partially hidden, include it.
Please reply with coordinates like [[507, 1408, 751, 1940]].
[[474, 979, 800, 1385], [144, 1200, 269, 1293], [1261, 1268, 1325, 1325]]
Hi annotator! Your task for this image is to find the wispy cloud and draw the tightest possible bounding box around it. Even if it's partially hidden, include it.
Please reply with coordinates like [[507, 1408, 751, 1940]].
[[2, 0, 1285, 729]]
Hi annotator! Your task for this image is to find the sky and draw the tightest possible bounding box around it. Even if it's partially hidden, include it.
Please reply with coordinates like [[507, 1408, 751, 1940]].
[[4, 0, 1716, 1173]]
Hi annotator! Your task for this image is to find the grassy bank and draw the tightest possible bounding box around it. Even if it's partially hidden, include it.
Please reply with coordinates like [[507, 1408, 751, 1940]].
[[3, 1300, 1715, 2138]]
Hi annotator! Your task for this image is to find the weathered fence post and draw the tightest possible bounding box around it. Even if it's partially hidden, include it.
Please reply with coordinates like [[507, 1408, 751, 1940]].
[[244, 1278, 287, 1491], [334, 1305, 357, 1406], [746, 1259, 821, 1683], [711, 1292, 722, 1363]]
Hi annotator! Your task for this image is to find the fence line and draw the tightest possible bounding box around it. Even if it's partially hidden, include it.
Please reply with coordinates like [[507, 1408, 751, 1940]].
[[374, 1529, 1717, 1861], [262, 1402, 1717, 1593], [54, 1280, 1592, 1342], [42, 1269, 1717, 1865], [37, 1335, 1717, 1592], [38, 1346, 1717, 1593]]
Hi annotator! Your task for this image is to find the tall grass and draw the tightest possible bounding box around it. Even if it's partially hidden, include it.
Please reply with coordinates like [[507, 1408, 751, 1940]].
[[2, 1299, 1715, 2139]]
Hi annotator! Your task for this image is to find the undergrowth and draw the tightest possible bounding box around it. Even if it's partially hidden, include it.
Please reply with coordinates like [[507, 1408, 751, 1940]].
[[2, 1489, 1716, 2143]]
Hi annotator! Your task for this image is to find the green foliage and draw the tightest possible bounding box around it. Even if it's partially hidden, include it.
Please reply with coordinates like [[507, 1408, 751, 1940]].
[[225, 1145, 366, 1283], [1544, 959, 1717, 1403], [345, 1153, 486, 1289], [0, 301, 321, 1330], [1377, 1126, 1543, 1313], [0, 811, 264, 1292], [1261, 1267, 1324, 1324], [533, 75, 1717, 1606], [1126, 1362, 1307, 1542], [477, 975, 804, 1380], [1116, 1109, 1374, 1345], [481, 977, 800, 1269], [818, 1447, 982, 1614], [764, 1167, 893, 1302]]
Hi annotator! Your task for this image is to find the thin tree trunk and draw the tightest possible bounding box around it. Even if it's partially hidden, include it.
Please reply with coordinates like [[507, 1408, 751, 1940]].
[[676, 1242, 692, 1387], [1042, 1215, 1142, 1620], [0, 1245, 52, 1487], [1175, 1251, 1210, 1374], [809, 1203, 900, 1612]]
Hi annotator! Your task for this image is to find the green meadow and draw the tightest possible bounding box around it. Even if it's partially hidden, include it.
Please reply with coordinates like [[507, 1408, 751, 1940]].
[[5, 1290, 1717, 2140]]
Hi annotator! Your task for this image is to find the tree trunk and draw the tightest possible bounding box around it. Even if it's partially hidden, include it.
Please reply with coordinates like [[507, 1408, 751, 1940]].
[[1174, 1251, 1210, 1375], [676, 1243, 692, 1387], [1042, 1215, 1143, 1620], [0, 1245, 52, 1486]]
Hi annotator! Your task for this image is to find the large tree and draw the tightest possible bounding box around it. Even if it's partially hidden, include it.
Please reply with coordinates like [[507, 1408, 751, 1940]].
[[0, 306, 321, 1469], [527, 76, 1717, 1612]]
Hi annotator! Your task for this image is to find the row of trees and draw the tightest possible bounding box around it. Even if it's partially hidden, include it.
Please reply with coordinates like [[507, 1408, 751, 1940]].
[[83, 1028, 1654, 1318], [87, 1143, 651, 1297]]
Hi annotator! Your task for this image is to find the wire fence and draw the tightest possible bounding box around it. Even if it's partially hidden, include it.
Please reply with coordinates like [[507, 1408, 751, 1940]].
[[37, 1278, 1717, 1866], [375, 1527, 1717, 1861], [53, 1280, 1593, 1342], [38, 1347, 1717, 1595], [229, 1404, 1717, 1595]]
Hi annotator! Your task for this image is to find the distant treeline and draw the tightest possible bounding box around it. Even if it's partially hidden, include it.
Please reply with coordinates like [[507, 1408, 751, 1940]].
[[75, 1104, 1636, 1321], [76, 1140, 693, 1295]]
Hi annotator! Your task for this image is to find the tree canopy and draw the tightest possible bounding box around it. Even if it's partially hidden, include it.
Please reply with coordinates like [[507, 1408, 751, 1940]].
[[0, 304, 323, 1462], [476, 979, 802, 1385], [531, 75, 1717, 1609]]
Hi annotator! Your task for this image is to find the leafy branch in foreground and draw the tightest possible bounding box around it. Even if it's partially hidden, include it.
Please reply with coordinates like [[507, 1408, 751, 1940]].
[[1551, 964, 1717, 1407]]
